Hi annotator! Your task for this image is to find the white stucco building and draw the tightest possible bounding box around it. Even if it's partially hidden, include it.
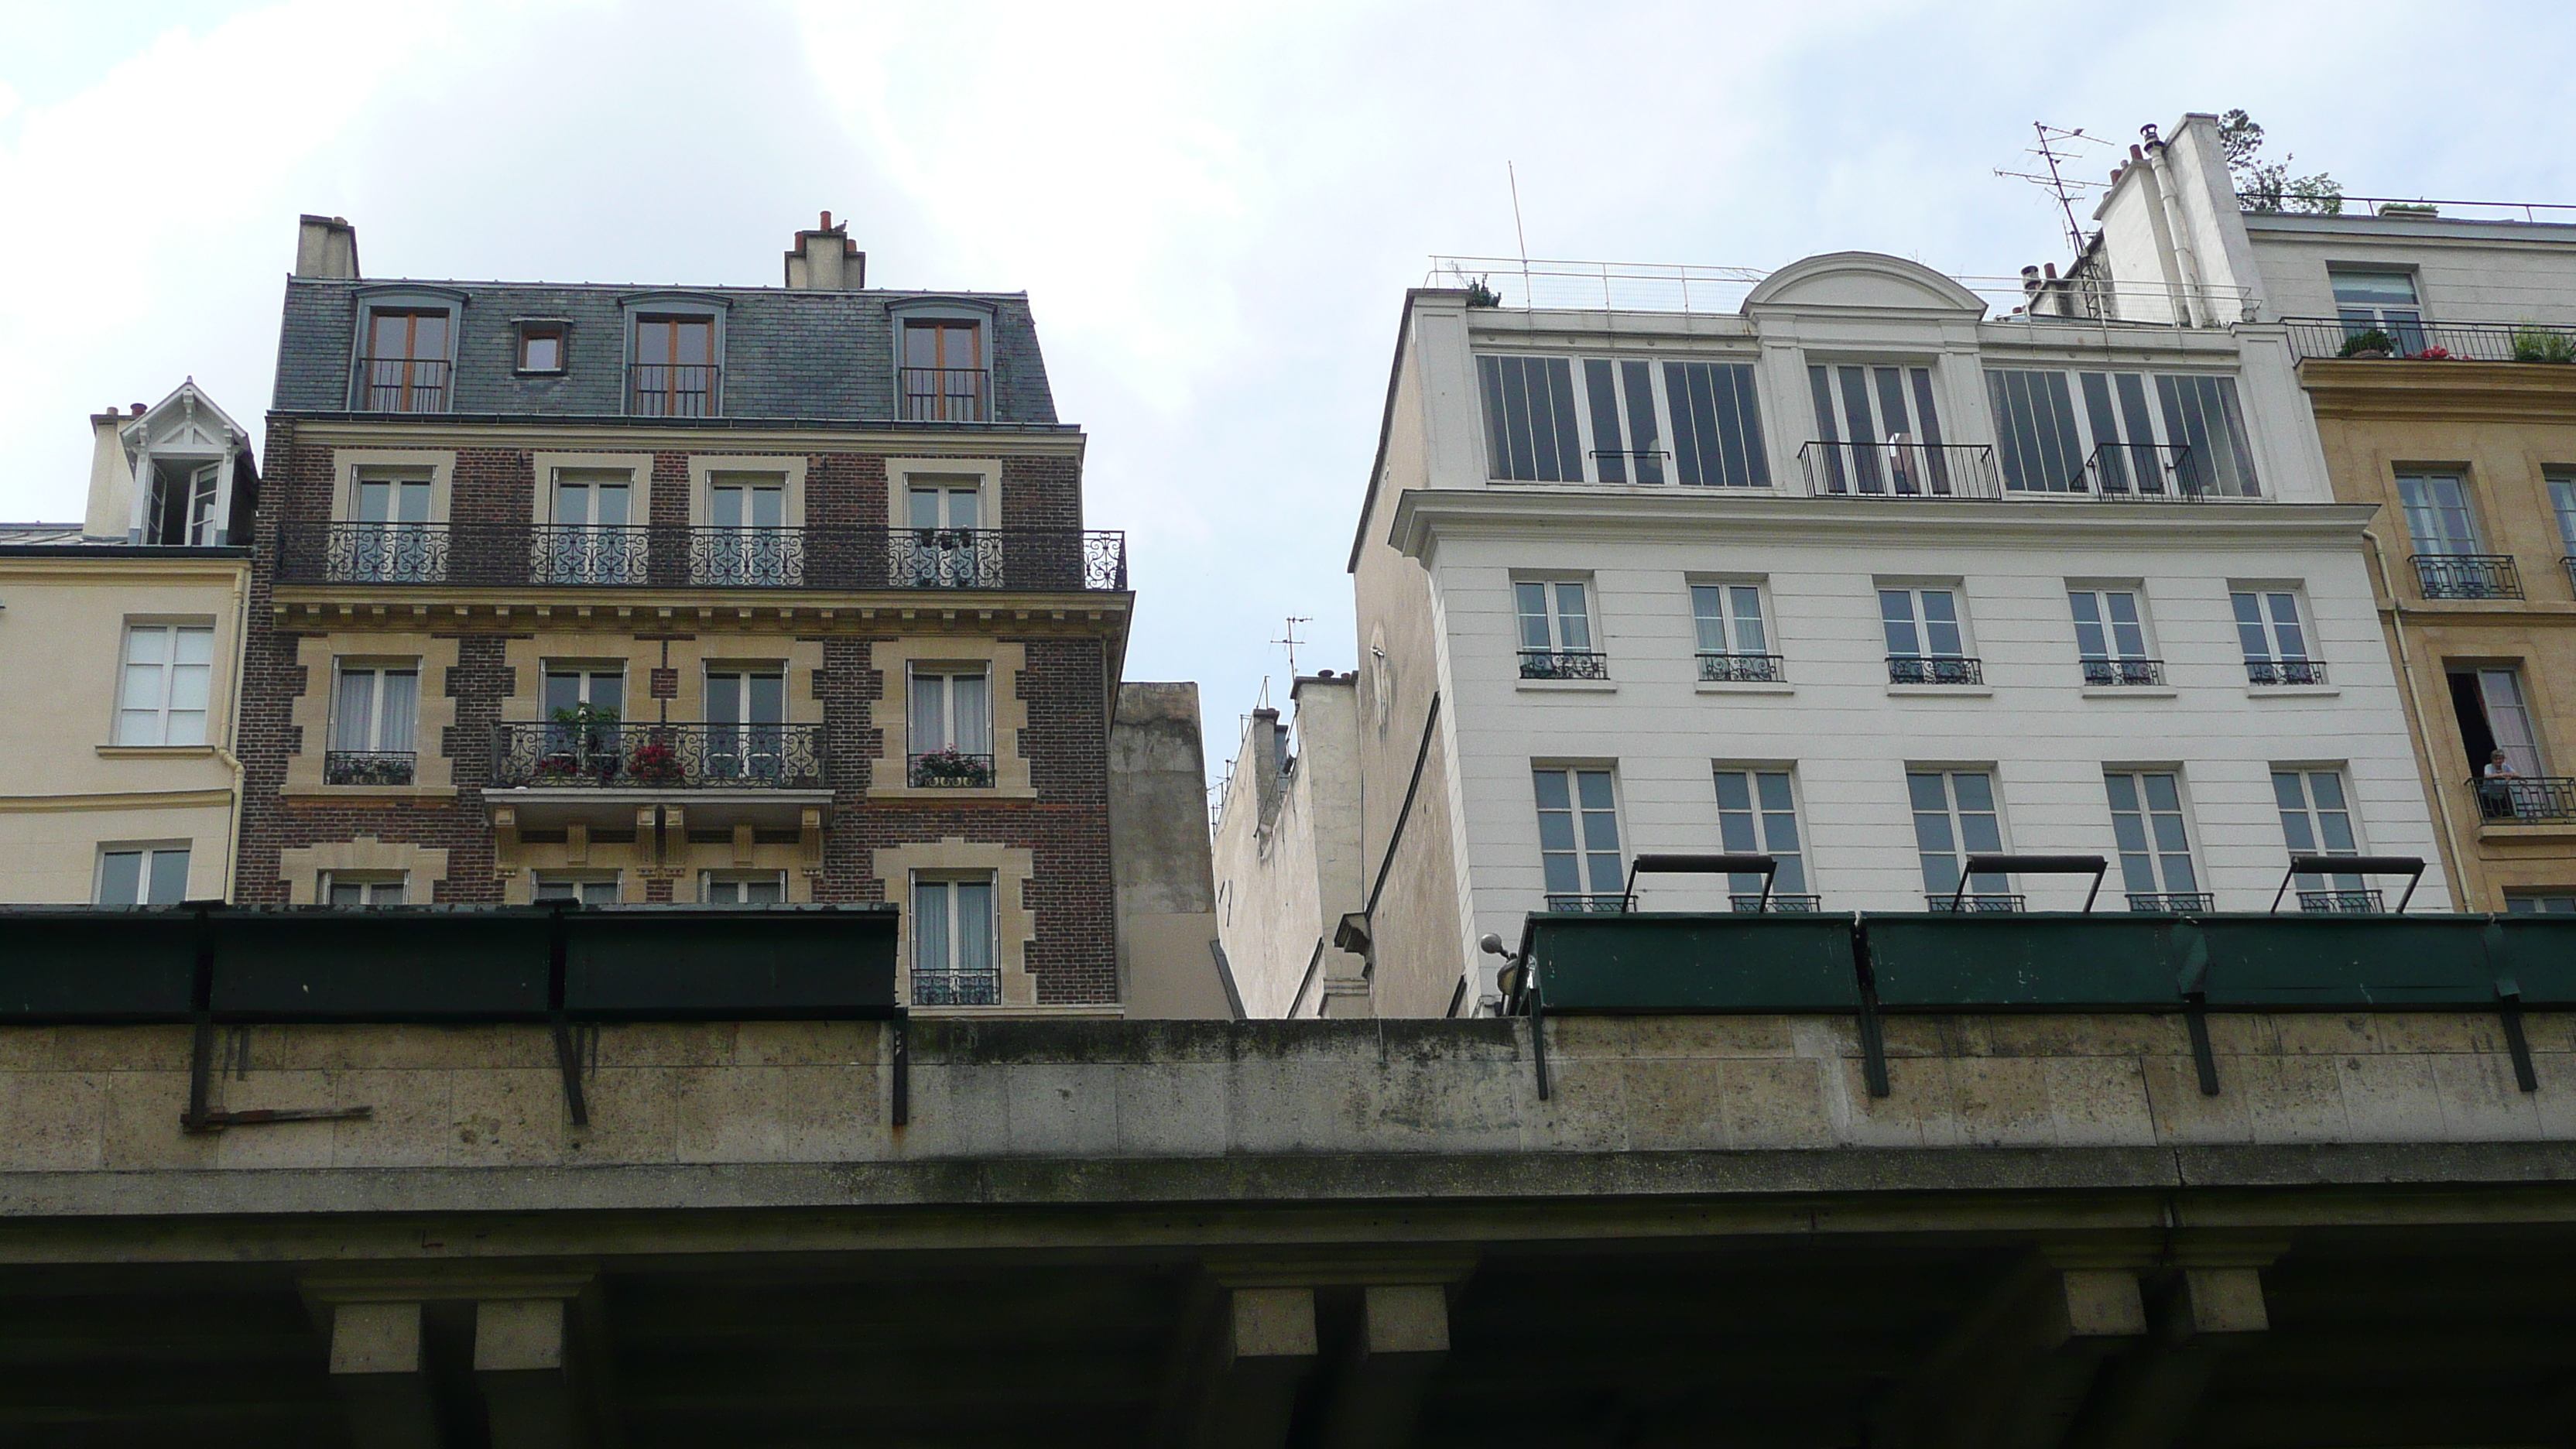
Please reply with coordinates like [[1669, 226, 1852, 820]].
[[1219, 248, 2451, 1019]]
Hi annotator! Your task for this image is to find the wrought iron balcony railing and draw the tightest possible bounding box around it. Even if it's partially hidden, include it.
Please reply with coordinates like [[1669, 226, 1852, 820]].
[[629, 363, 720, 418], [489, 722, 824, 790], [1697, 652, 1784, 683], [2297, 889, 2385, 914], [278, 524, 1129, 592], [2413, 553, 2523, 600], [1800, 442, 2002, 499], [2283, 315, 2576, 362], [908, 751, 996, 788], [1520, 649, 1608, 680], [2246, 659, 2328, 686], [1543, 893, 1629, 913], [911, 968, 1002, 1007], [1888, 656, 1984, 685], [325, 751, 416, 786], [353, 358, 450, 413], [2474, 776, 2576, 824], [2082, 658, 2167, 687], [899, 367, 991, 423], [1732, 894, 1822, 913], [1927, 894, 2026, 913], [2081, 443, 2247, 500], [2126, 892, 2215, 913]]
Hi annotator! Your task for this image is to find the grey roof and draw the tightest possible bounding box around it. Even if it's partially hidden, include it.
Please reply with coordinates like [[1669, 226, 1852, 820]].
[[0, 523, 87, 546], [273, 279, 1061, 425]]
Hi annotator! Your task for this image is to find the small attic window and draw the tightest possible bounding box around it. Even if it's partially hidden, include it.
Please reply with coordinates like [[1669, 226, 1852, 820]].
[[517, 321, 567, 374]]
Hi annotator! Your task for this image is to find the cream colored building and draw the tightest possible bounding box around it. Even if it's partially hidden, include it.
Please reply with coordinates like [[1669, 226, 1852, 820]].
[[0, 384, 254, 903]]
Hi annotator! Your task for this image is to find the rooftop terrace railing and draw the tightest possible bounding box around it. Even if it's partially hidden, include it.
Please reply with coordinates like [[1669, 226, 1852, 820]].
[[1427, 255, 2255, 324], [2284, 316, 2576, 362], [278, 523, 1129, 592], [2244, 194, 2576, 224]]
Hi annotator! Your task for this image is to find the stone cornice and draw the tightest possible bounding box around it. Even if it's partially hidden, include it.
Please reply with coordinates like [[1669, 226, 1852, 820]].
[[1387, 487, 2380, 558], [272, 416, 1088, 457], [268, 592, 1131, 636], [2297, 358, 2576, 423]]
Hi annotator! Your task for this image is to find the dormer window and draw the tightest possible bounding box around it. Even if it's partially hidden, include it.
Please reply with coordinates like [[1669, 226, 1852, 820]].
[[632, 315, 717, 417], [360, 308, 450, 413], [902, 319, 986, 422], [516, 321, 567, 374]]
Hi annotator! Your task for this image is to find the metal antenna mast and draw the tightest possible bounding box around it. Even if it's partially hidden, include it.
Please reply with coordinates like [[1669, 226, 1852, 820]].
[[1993, 123, 2108, 255], [1273, 617, 1312, 677]]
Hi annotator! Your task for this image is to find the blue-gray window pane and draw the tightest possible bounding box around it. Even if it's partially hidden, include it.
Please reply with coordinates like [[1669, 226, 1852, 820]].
[[2155, 375, 2259, 497], [1584, 360, 1625, 484], [1667, 361, 1767, 488], [1622, 361, 1664, 485]]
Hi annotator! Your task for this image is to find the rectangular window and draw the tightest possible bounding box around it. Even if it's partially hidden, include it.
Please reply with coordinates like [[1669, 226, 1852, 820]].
[[704, 872, 785, 905], [331, 663, 419, 785], [1811, 362, 1948, 495], [1478, 355, 1584, 482], [896, 481, 996, 588], [517, 322, 566, 373], [699, 474, 793, 585], [116, 623, 214, 746], [541, 470, 642, 585], [706, 668, 787, 783], [1713, 768, 1810, 909], [908, 667, 993, 786], [2068, 588, 2160, 685], [1691, 583, 1776, 680], [902, 320, 987, 421], [1910, 770, 2008, 907], [2397, 473, 2481, 555], [347, 468, 439, 582], [2273, 768, 2369, 907], [2104, 772, 2203, 910], [2548, 474, 2576, 557], [1534, 766, 1622, 909], [143, 460, 224, 546], [2331, 269, 2425, 350], [324, 874, 406, 906], [1581, 358, 1666, 485], [1986, 367, 2256, 497], [2152, 375, 2260, 498], [1881, 587, 1976, 683], [535, 876, 619, 905], [1985, 368, 2088, 493], [2232, 589, 2321, 685], [97, 845, 190, 906], [632, 316, 716, 417], [361, 309, 450, 412], [1665, 361, 1769, 488], [541, 667, 625, 767], [1514, 579, 1601, 679], [2458, 667, 2550, 821], [912, 875, 999, 1005], [2506, 891, 2576, 914]]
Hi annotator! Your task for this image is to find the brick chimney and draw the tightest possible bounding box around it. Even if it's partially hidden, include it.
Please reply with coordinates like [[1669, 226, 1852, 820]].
[[293, 215, 359, 279], [784, 211, 865, 289]]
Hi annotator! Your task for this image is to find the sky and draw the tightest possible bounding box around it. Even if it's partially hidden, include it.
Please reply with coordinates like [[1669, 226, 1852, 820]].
[[5, 0, 2575, 789]]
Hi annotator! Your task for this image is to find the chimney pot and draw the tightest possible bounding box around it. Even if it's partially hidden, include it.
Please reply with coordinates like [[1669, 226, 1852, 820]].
[[783, 212, 865, 290], [2043, 262, 2059, 279], [131, 403, 146, 415], [293, 214, 360, 279]]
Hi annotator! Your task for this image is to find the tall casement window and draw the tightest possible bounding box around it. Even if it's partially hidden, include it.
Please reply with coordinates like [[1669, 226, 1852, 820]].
[[1808, 362, 1950, 495], [1515, 579, 1601, 680], [908, 666, 993, 787], [1582, 358, 1665, 484], [1475, 354, 1766, 487], [2455, 667, 2550, 821], [706, 668, 786, 783], [2067, 587, 2160, 686], [2398, 472, 2517, 599], [1880, 587, 1976, 685], [2330, 269, 2425, 350], [536, 876, 620, 905], [1533, 766, 1622, 911], [142, 460, 223, 546], [1910, 770, 2008, 909], [902, 319, 987, 421], [1691, 583, 1778, 682], [360, 308, 450, 413], [913, 875, 999, 1005], [116, 623, 214, 745], [631, 315, 717, 417], [1479, 355, 1584, 482], [1984, 368, 2258, 498], [1713, 768, 1810, 909], [897, 480, 996, 588], [98, 845, 190, 906], [704, 872, 785, 905], [541, 667, 625, 767], [349, 469, 437, 582], [1663, 361, 1768, 488], [324, 874, 406, 906], [701, 474, 793, 586], [543, 470, 642, 585], [2104, 772, 2204, 911], [2273, 768, 2370, 909], [2232, 588, 2321, 685], [2548, 474, 2576, 561], [331, 663, 420, 786]]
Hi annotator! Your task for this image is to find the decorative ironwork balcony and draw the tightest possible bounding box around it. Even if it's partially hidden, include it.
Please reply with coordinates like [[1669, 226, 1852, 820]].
[[2297, 889, 2385, 914], [907, 751, 996, 788], [2081, 443, 2242, 500], [911, 968, 1001, 1007], [2283, 315, 2576, 362], [1520, 649, 1608, 680], [899, 367, 991, 423], [1697, 652, 1785, 683], [489, 722, 824, 790], [1543, 893, 1630, 913], [2126, 892, 2215, 913], [353, 358, 449, 413], [325, 751, 416, 786], [1800, 441, 2002, 499], [2473, 776, 2576, 824], [1887, 656, 1984, 685], [2082, 658, 2167, 687], [2413, 553, 2523, 600], [1732, 894, 1822, 913], [2246, 659, 2328, 686], [629, 363, 719, 418], [1927, 894, 2026, 913], [277, 524, 1129, 592]]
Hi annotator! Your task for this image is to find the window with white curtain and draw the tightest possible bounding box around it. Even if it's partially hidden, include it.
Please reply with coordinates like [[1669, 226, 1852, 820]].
[[332, 663, 419, 783], [116, 624, 214, 746], [2397, 473, 2482, 555], [913, 875, 999, 1005], [324, 874, 407, 906], [2232, 589, 2321, 685], [909, 666, 993, 786]]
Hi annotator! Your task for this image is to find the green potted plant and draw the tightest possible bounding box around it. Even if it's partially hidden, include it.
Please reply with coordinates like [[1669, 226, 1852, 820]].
[[1462, 276, 1502, 308], [2338, 329, 2396, 359], [546, 702, 622, 782], [2512, 325, 2576, 364]]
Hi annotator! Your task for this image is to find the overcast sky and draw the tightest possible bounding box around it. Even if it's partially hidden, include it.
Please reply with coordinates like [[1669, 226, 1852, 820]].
[[5, 0, 2574, 786]]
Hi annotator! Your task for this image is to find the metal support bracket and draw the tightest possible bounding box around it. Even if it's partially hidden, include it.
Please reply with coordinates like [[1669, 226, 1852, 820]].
[[1852, 914, 1890, 1098], [890, 1014, 910, 1126]]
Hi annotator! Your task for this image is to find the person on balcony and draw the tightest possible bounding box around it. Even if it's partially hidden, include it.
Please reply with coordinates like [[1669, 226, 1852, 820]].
[[2480, 749, 2523, 821]]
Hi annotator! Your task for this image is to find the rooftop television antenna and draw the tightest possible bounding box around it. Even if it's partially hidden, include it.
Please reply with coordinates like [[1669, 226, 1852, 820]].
[[1274, 617, 1313, 677], [1995, 123, 2110, 255]]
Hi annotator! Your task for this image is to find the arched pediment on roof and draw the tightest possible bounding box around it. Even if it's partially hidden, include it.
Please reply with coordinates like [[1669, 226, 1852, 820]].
[[1742, 252, 1987, 316]]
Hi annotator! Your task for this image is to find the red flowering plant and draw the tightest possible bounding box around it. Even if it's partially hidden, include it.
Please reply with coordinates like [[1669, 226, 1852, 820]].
[[626, 742, 683, 786], [2409, 345, 2453, 360]]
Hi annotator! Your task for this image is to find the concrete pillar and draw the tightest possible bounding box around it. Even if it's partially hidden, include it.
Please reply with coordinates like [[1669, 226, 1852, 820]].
[[328, 1300, 442, 1449], [477, 1298, 579, 1449], [1166, 1286, 1317, 1449], [1317, 1284, 1451, 1449]]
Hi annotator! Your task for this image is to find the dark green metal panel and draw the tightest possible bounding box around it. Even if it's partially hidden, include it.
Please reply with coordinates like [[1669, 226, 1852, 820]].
[[2197, 916, 2497, 1006], [2488, 916, 2576, 1007], [564, 909, 899, 1019], [1864, 915, 2185, 1011], [212, 911, 554, 1021], [0, 912, 197, 1022], [1528, 913, 1860, 1013]]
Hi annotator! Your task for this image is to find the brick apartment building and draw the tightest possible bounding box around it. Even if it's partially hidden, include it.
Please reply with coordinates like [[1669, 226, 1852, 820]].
[[237, 214, 1210, 1012]]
